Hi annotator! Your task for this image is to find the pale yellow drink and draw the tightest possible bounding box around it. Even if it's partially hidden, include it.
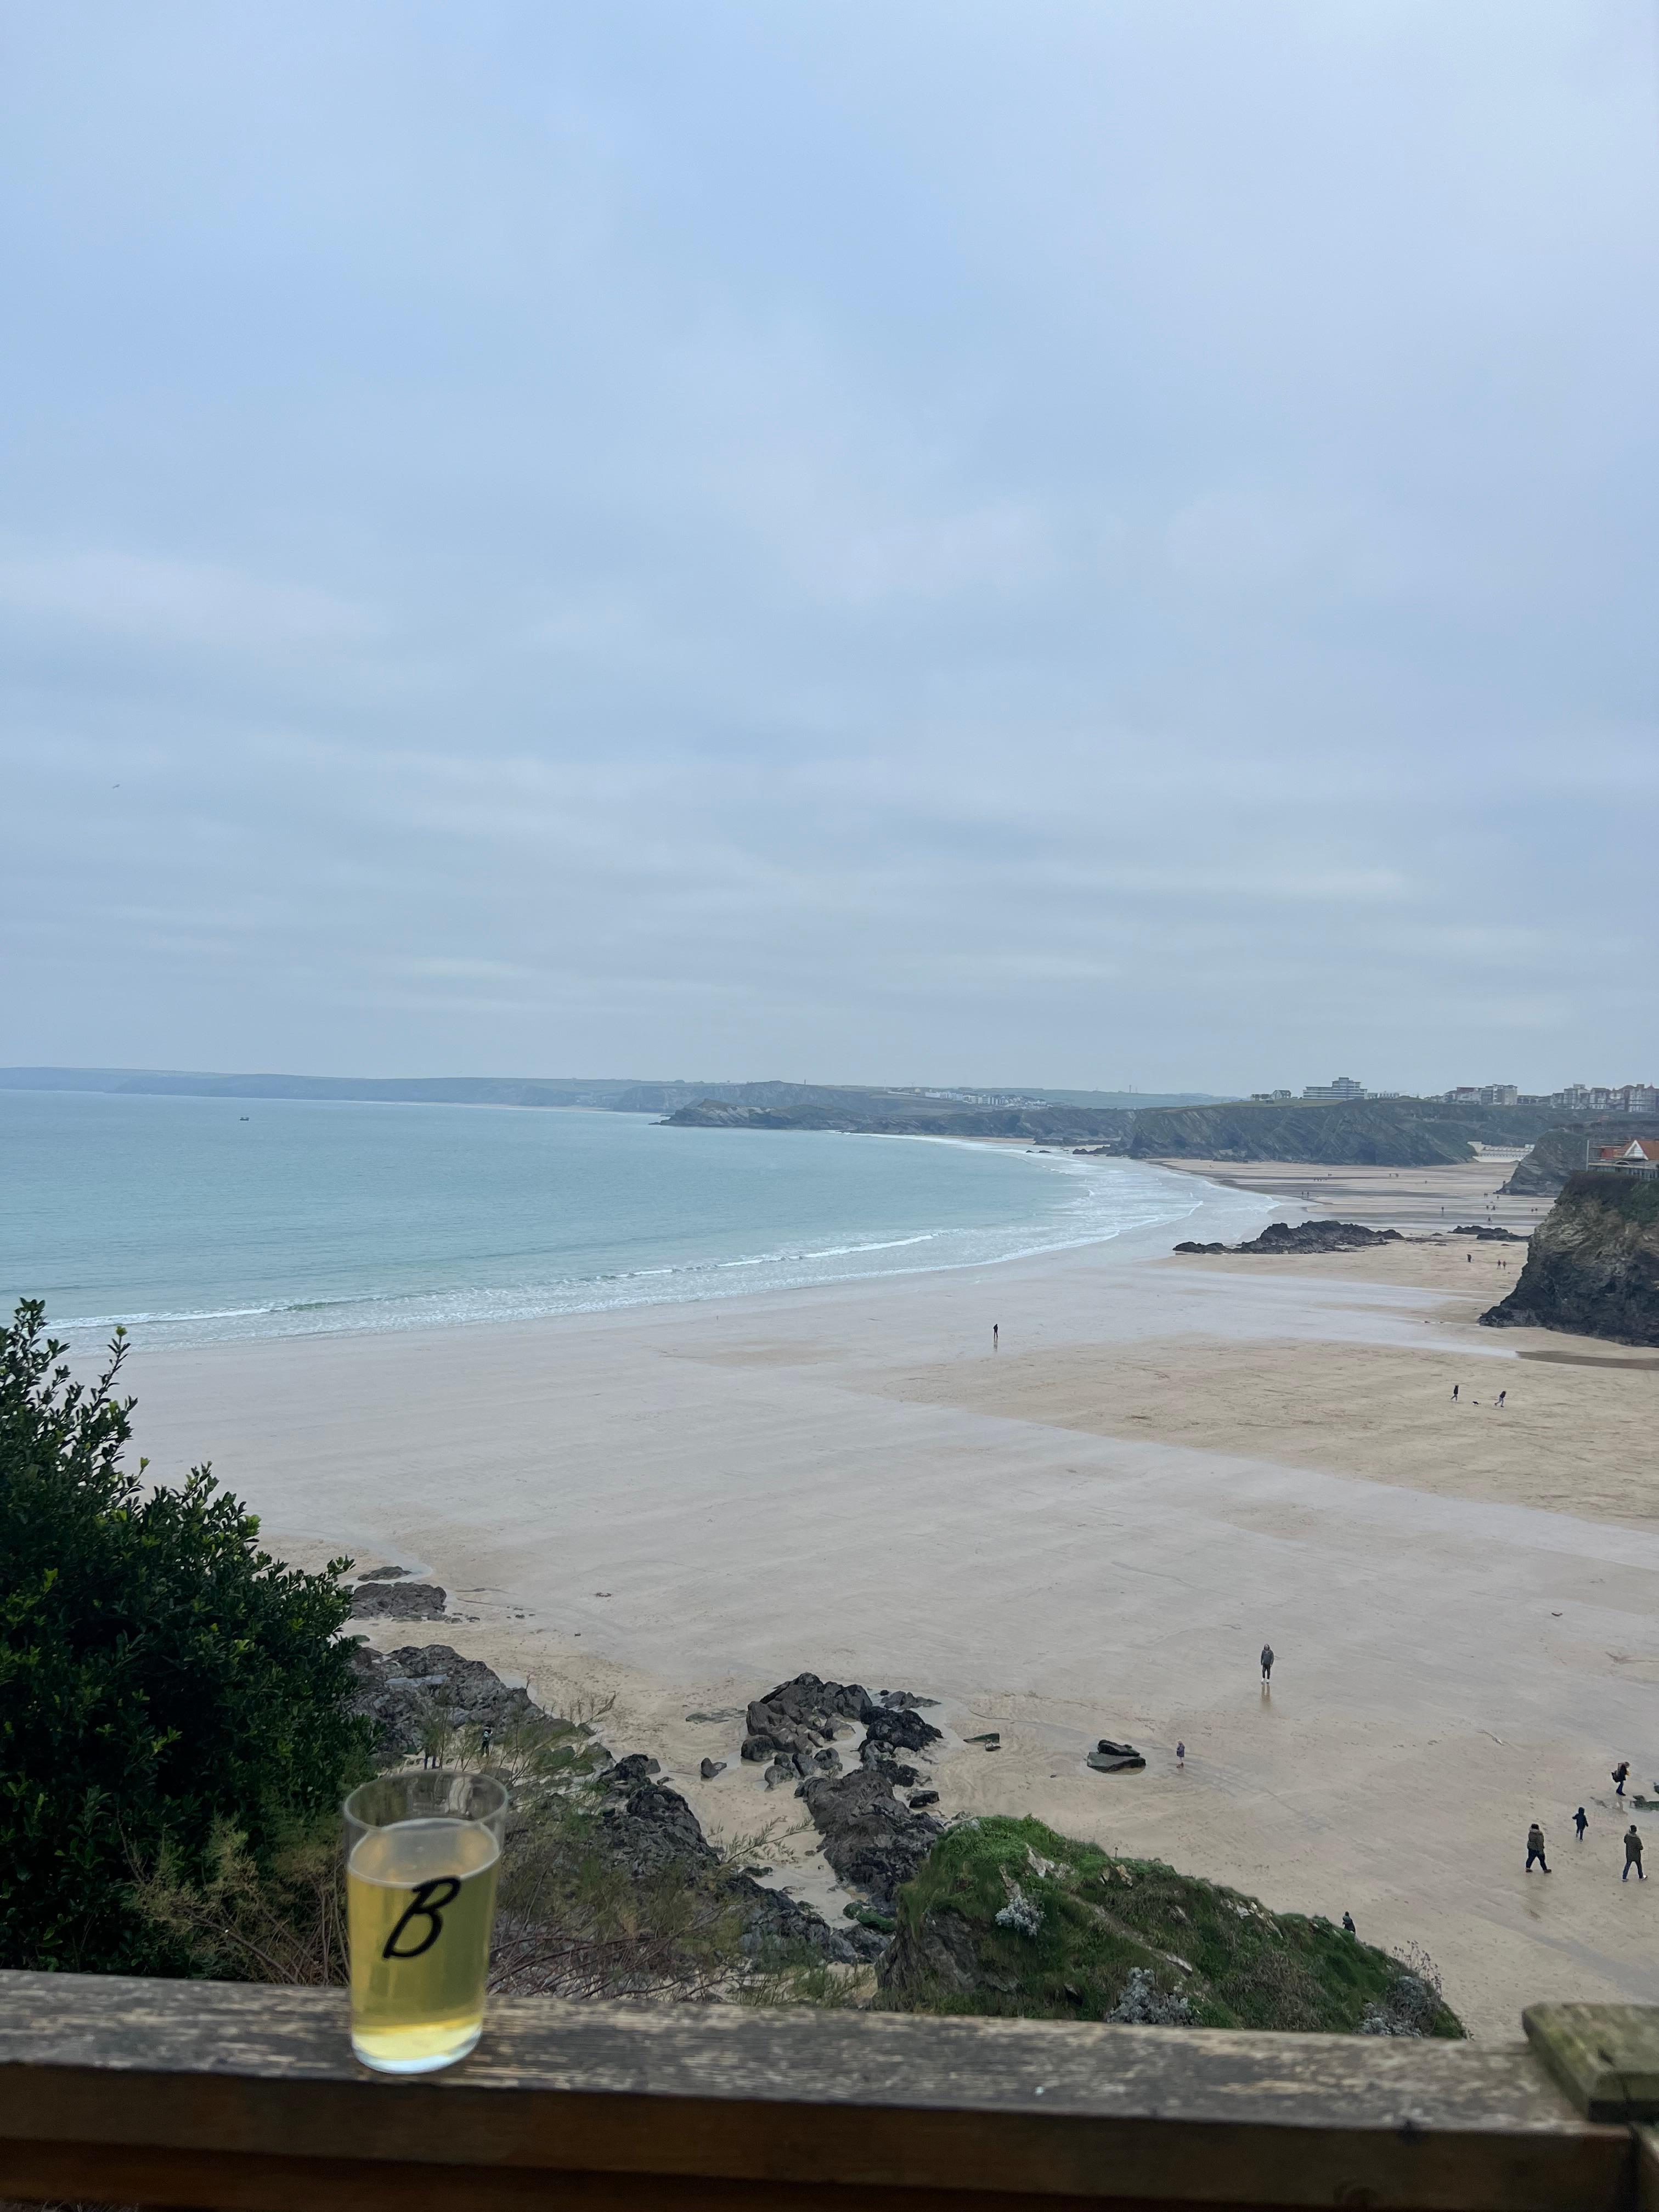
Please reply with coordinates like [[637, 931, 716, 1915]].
[[347, 1816, 501, 2073]]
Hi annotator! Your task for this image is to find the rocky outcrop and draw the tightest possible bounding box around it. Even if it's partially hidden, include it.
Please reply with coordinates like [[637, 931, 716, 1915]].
[[797, 1767, 944, 1909], [594, 1762, 881, 1963], [349, 1580, 447, 1620], [1453, 1224, 1523, 1240], [1131, 1098, 1567, 1167], [1481, 1173, 1659, 1346], [667, 1097, 1131, 1147], [1175, 1221, 1403, 1256], [347, 1643, 539, 1757], [1503, 1120, 1659, 1198], [740, 1673, 942, 1780], [352, 1645, 882, 1965], [741, 1672, 868, 1763], [1087, 1739, 1146, 1772]]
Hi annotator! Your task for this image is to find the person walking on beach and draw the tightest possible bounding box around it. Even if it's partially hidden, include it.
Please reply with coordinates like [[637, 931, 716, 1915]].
[[1452, 1383, 1459, 1401], [1525, 1821, 1550, 1872], [1175, 1740, 1186, 1770], [1624, 1826, 1644, 1880], [992, 1322, 998, 1352], [1260, 1643, 1274, 1683], [1496, 1390, 1506, 1409], [1614, 1761, 1630, 1798], [1575, 1807, 1589, 1841]]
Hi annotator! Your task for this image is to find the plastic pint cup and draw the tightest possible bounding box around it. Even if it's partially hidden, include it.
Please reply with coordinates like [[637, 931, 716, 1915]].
[[343, 1769, 509, 2073]]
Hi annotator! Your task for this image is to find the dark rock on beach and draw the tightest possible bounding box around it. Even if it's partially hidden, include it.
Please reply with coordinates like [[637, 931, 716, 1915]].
[[608, 1753, 661, 1784], [741, 1671, 867, 1762], [1087, 1738, 1147, 1773], [860, 1750, 921, 1787], [699, 1757, 726, 1780], [863, 1703, 944, 1757], [356, 1640, 872, 1967], [740, 1671, 940, 1767], [725, 1869, 885, 1962], [347, 1642, 540, 1758], [597, 1769, 712, 1879], [349, 1579, 447, 1620], [1176, 1220, 1404, 1258], [798, 1766, 944, 1910], [597, 1761, 870, 1963]]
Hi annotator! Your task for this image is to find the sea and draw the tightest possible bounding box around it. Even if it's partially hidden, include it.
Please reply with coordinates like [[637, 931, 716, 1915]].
[[0, 1088, 1231, 1353]]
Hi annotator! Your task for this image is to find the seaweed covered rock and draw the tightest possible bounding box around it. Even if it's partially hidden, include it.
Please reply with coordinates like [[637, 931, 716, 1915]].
[[878, 1816, 1463, 2035], [349, 1579, 447, 1620]]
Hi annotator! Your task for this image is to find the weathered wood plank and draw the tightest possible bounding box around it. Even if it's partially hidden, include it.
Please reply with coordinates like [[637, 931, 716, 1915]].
[[1635, 2125, 1659, 2212], [0, 1974, 1638, 2212], [0, 2137, 1369, 2212], [0, 1974, 1603, 2127], [1525, 2005, 1659, 2121]]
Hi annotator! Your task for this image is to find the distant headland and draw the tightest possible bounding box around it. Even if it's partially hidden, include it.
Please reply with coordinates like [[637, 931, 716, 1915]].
[[4, 1066, 1651, 1181]]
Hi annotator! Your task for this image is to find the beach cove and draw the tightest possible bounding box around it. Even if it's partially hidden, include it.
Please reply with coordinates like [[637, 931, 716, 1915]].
[[107, 1150, 1659, 2040]]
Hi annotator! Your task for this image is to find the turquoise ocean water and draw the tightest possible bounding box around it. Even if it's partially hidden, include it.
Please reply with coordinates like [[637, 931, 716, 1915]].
[[1, 1089, 1217, 1351]]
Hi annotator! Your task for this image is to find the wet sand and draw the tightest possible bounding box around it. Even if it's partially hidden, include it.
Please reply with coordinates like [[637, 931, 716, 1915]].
[[125, 1158, 1659, 2037]]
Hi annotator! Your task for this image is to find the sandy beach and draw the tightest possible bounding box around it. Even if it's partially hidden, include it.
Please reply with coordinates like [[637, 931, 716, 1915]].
[[122, 1156, 1659, 2039]]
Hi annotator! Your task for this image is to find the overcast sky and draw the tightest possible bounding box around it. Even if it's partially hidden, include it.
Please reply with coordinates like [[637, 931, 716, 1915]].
[[2, 4, 1655, 1093]]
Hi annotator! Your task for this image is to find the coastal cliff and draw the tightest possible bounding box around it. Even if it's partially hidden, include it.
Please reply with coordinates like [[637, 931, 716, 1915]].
[[878, 1815, 1462, 2035], [1125, 1096, 1565, 1167], [665, 1094, 1132, 1146], [663, 1089, 1575, 1161], [1501, 1119, 1659, 1199], [1481, 1172, 1659, 1346]]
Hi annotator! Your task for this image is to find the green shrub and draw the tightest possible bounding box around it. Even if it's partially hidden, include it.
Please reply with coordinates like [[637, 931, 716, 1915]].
[[0, 1301, 372, 1972]]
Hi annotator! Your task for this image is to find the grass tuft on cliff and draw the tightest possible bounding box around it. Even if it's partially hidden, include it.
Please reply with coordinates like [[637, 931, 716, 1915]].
[[878, 1816, 1464, 2036]]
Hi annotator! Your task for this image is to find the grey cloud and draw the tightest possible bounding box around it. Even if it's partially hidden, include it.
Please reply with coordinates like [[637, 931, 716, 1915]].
[[0, 1, 1654, 1091]]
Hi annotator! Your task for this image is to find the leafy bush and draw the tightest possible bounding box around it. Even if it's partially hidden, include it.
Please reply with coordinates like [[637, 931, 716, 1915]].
[[0, 1302, 372, 1972]]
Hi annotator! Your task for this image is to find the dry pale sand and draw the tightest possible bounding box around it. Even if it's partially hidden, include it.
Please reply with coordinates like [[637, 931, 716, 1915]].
[[1152, 1156, 1551, 1234], [123, 1160, 1659, 2039]]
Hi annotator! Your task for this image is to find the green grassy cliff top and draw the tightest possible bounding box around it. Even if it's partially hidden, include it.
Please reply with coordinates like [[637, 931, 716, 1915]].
[[879, 1816, 1464, 2036]]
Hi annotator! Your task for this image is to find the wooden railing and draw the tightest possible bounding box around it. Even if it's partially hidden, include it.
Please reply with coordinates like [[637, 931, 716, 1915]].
[[0, 1972, 1656, 2211]]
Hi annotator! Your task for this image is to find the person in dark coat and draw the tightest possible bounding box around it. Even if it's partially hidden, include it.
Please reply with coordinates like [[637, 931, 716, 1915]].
[[1574, 1807, 1589, 1840], [1624, 1826, 1645, 1881], [1525, 1821, 1549, 1872], [1614, 1762, 1630, 1797], [1260, 1643, 1274, 1682]]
